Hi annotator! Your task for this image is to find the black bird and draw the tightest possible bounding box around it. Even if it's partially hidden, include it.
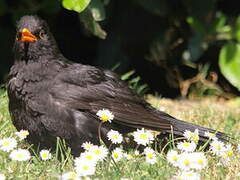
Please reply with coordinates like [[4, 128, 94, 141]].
[[7, 15, 226, 156]]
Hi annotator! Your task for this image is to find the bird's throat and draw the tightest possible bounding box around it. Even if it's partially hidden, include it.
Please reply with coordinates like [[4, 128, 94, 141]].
[[23, 43, 30, 63]]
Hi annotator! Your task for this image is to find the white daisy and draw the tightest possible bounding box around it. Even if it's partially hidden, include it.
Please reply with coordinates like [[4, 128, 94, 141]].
[[75, 161, 96, 177], [177, 153, 193, 170], [221, 144, 234, 161], [0, 174, 6, 180], [175, 171, 201, 180], [167, 150, 179, 167], [40, 149, 52, 161], [112, 148, 123, 162], [81, 142, 94, 151], [89, 145, 108, 161], [96, 109, 114, 122], [204, 131, 217, 140], [60, 171, 81, 180], [177, 141, 197, 152], [76, 151, 98, 165], [210, 140, 226, 156], [183, 129, 199, 143], [144, 147, 157, 164], [15, 130, 29, 140], [107, 130, 123, 144], [134, 150, 140, 156], [9, 148, 31, 161], [124, 153, 133, 160], [190, 152, 208, 170], [237, 144, 240, 152], [133, 128, 154, 146], [0, 138, 17, 152]]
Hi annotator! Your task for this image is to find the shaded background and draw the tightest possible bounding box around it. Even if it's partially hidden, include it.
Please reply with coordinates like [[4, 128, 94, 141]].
[[1, 0, 240, 98]]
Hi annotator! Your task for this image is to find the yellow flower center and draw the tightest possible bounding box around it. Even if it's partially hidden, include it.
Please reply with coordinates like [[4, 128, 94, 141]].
[[85, 155, 93, 160], [113, 153, 119, 159], [227, 150, 233, 157], [183, 159, 190, 166], [215, 145, 221, 150], [94, 150, 101, 155], [82, 166, 89, 171], [69, 173, 78, 178], [183, 142, 190, 147], [3, 141, 10, 146], [42, 153, 48, 158], [140, 133, 147, 140], [16, 153, 23, 159], [192, 136, 199, 142], [172, 155, 177, 161], [85, 144, 92, 149], [100, 114, 109, 122], [197, 159, 203, 165], [112, 135, 118, 139], [147, 153, 153, 159]]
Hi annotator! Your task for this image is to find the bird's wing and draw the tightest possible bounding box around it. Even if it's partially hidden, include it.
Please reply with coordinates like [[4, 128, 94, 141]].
[[49, 63, 172, 132]]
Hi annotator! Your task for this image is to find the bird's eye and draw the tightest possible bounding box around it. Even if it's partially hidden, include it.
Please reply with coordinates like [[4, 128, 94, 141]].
[[38, 30, 45, 39], [16, 32, 21, 41]]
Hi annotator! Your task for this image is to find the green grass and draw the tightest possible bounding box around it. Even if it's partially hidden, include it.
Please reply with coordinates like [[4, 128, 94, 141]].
[[1, 90, 240, 179]]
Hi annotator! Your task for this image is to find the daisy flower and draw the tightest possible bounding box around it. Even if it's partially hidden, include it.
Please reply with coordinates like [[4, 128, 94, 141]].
[[237, 144, 240, 152], [9, 148, 31, 161], [75, 161, 96, 177], [210, 140, 226, 156], [89, 145, 108, 161], [167, 150, 179, 167], [204, 131, 217, 140], [177, 153, 193, 170], [134, 150, 140, 156], [60, 171, 81, 180], [133, 128, 154, 146], [107, 130, 123, 144], [15, 130, 29, 140], [124, 153, 133, 160], [221, 144, 234, 161], [183, 129, 199, 143], [0, 174, 5, 180], [191, 152, 208, 170], [0, 138, 17, 152], [175, 171, 201, 180], [40, 149, 52, 161], [144, 147, 157, 164], [112, 148, 123, 162], [76, 151, 98, 165], [96, 109, 114, 122], [177, 141, 197, 152], [81, 142, 94, 151]]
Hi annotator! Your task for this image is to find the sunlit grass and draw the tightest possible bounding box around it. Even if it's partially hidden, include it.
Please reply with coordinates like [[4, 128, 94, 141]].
[[0, 90, 240, 179]]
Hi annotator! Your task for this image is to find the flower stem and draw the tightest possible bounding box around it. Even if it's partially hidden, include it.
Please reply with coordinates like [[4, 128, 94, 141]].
[[98, 121, 104, 143]]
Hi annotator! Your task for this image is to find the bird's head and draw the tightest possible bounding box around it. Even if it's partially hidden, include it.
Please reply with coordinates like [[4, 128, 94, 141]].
[[14, 15, 59, 62]]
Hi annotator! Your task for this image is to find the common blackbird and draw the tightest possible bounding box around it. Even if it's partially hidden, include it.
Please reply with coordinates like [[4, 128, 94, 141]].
[[7, 16, 226, 156]]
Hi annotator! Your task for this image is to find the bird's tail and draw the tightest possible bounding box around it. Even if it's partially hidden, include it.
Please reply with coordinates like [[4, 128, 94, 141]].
[[149, 107, 228, 142], [168, 117, 227, 142]]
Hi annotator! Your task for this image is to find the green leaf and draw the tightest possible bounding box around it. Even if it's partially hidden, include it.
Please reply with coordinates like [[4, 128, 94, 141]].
[[79, 9, 107, 39], [187, 16, 206, 35], [135, 0, 168, 16], [210, 13, 227, 33], [89, 0, 106, 21], [121, 70, 135, 81], [232, 16, 240, 41], [219, 41, 240, 90], [62, 0, 91, 13]]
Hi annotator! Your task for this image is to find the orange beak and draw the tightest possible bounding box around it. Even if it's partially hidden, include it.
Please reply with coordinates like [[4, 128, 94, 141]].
[[19, 28, 37, 42]]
